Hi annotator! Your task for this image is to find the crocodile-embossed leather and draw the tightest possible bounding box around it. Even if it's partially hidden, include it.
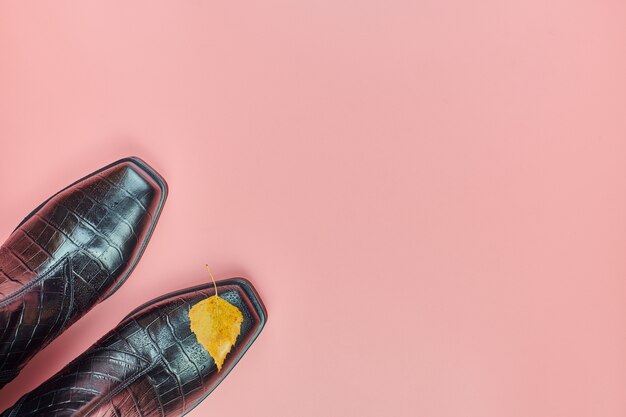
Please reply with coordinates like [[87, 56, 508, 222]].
[[0, 157, 167, 388], [0, 279, 267, 417]]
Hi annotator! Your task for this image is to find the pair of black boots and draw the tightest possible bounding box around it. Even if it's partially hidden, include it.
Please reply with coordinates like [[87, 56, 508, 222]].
[[0, 157, 266, 416]]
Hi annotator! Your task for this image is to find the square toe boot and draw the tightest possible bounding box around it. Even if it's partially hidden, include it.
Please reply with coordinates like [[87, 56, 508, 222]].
[[0, 279, 267, 417], [0, 157, 167, 388]]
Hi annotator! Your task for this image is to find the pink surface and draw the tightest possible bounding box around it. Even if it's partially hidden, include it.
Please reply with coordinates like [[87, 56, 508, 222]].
[[1, 1, 626, 416]]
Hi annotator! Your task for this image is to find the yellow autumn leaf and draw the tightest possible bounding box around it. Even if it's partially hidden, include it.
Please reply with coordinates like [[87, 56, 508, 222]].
[[189, 295, 244, 371]]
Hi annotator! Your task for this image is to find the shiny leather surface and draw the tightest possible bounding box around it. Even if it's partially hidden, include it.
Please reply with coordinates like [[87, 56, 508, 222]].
[[0, 158, 167, 388], [1, 279, 267, 417]]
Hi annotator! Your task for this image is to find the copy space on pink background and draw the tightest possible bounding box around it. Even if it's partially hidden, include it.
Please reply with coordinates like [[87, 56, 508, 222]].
[[1, 2, 626, 416]]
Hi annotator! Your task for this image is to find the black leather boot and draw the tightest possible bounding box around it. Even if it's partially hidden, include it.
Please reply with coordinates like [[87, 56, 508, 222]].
[[1, 279, 267, 417], [0, 157, 167, 388]]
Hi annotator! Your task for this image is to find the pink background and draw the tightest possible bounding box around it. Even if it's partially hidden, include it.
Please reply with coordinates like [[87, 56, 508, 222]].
[[1, 1, 626, 416]]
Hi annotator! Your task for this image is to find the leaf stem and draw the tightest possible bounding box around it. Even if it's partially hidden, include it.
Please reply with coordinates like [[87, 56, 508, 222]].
[[205, 264, 219, 297]]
